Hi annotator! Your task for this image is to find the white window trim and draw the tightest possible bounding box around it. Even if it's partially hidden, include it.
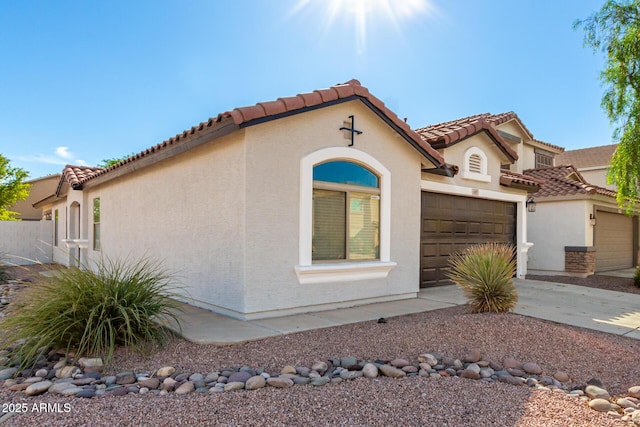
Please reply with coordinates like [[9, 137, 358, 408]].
[[296, 147, 395, 284], [461, 146, 491, 183]]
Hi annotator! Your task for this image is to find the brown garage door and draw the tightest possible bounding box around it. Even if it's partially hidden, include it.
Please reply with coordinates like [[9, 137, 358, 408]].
[[421, 192, 516, 287], [595, 211, 633, 271]]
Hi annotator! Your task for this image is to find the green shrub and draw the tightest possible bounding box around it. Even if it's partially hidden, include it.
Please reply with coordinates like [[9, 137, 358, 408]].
[[634, 265, 640, 288], [0, 257, 182, 367], [447, 242, 518, 313]]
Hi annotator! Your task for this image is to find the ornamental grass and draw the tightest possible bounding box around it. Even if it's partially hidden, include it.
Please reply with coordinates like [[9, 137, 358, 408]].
[[0, 257, 182, 368], [634, 265, 640, 288], [447, 242, 518, 313]]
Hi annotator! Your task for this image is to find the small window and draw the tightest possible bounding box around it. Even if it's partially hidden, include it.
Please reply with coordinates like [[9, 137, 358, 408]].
[[501, 164, 511, 170], [93, 198, 101, 251], [534, 149, 554, 168], [312, 161, 380, 262], [54, 209, 59, 247], [535, 153, 553, 168]]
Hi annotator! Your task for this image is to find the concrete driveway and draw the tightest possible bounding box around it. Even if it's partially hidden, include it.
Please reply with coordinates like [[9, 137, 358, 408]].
[[419, 278, 640, 340]]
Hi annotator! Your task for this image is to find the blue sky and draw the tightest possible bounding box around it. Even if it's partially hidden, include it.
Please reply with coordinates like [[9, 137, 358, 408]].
[[1, 0, 610, 179]]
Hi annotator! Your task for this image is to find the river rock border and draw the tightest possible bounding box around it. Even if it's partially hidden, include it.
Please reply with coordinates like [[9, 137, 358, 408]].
[[1, 347, 640, 424]]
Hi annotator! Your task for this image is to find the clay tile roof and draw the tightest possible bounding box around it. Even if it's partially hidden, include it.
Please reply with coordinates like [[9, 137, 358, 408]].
[[532, 139, 565, 153], [69, 80, 446, 189], [499, 170, 543, 189], [62, 165, 104, 189], [554, 144, 617, 169], [414, 112, 519, 161], [523, 165, 618, 198]]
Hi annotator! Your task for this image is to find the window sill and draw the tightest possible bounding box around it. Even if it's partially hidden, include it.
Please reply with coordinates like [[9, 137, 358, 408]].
[[294, 261, 397, 284], [62, 239, 89, 249], [461, 171, 491, 183]]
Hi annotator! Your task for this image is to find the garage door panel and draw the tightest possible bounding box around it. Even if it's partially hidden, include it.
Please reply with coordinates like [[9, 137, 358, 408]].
[[595, 211, 632, 271], [420, 192, 516, 288], [595, 211, 633, 271]]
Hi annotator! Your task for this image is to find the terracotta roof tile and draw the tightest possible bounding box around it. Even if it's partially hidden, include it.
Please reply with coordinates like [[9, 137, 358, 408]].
[[61, 165, 104, 190], [415, 113, 519, 161], [524, 165, 617, 198], [69, 79, 446, 189], [554, 144, 616, 168], [500, 170, 543, 189]]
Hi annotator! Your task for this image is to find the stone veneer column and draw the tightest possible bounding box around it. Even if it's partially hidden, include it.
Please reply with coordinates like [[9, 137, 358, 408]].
[[564, 246, 596, 276]]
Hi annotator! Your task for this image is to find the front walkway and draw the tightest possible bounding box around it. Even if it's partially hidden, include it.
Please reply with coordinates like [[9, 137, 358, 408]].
[[166, 277, 640, 345]]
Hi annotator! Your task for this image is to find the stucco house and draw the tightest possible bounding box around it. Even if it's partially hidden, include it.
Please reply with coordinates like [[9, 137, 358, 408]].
[[524, 145, 639, 277], [9, 174, 60, 221], [35, 80, 543, 320]]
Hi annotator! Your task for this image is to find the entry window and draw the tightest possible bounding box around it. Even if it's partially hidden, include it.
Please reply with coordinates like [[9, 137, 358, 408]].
[[312, 161, 380, 261], [93, 198, 101, 251]]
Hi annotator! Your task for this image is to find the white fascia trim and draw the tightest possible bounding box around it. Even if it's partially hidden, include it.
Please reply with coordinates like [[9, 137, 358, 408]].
[[420, 180, 526, 203], [295, 261, 397, 285], [298, 147, 392, 283]]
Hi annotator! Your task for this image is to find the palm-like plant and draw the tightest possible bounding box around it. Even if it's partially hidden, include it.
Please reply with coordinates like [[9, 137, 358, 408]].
[[447, 242, 518, 313]]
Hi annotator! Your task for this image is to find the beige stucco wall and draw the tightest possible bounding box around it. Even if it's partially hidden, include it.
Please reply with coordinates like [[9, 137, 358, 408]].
[[527, 199, 591, 273], [81, 132, 248, 315], [580, 168, 616, 190], [241, 101, 424, 317]]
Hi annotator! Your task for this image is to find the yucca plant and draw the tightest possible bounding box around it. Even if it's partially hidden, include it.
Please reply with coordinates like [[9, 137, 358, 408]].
[[634, 265, 640, 288], [0, 257, 182, 368], [447, 242, 518, 313]]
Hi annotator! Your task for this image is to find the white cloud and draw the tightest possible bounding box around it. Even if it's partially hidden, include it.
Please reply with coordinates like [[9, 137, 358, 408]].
[[55, 146, 73, 159], [15, 146, 88, 167]]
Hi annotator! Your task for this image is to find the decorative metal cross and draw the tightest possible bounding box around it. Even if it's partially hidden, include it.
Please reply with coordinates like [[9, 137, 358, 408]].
[[339, 115, 363, 146]]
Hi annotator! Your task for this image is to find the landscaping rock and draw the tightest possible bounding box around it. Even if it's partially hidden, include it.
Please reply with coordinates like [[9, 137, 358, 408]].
[[418, 353, 438, 367], [585, 385, 610, 400], [281, 365, 297, 375], [228, 371, 251, 384], [379, 365, 406, 378], [588, 398, 612, 412], [175, 381, 195, 395], [157, 366, 175, 377], [245, 375, 266, 390], [138, 378, 160, 390], [463, 349, 482, 364], [77, 357, 104, 373], [553, 371, 570, 383], [629, 386, 640, 399], [311, 361, 328, 375], [523, 362, 542, 375], [267, 377, 294, 388], [116, 372, 136, 385], [24, 380, 52, 396], [502, 356, 522, 370], [224, 382, 245, 392]]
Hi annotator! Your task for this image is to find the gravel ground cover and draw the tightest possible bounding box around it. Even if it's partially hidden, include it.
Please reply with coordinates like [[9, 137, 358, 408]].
[[1, 266, 639, 426]]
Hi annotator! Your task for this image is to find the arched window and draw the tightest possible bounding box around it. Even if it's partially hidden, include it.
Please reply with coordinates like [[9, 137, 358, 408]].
[[312, 161, 380, 261]]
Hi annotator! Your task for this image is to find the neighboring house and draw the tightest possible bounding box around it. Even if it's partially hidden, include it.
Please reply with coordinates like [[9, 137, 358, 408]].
[[35, 80, 542, 320], [524, 165, 639, 276], [9, 174, 60, 220], [554, 144, 617, 190]]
